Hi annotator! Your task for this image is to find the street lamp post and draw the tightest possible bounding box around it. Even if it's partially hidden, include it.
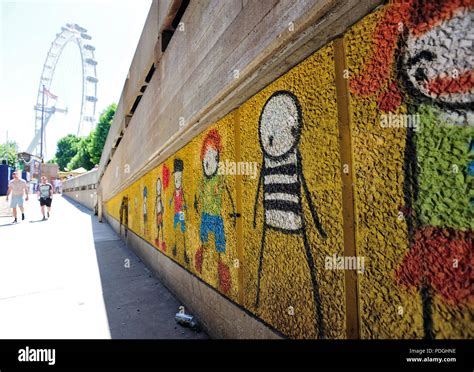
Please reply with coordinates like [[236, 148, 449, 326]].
[[38, 84, 45, 190]]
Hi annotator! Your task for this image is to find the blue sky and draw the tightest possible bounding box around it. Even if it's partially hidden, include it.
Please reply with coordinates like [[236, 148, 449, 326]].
[[0, 0, 152, 159]]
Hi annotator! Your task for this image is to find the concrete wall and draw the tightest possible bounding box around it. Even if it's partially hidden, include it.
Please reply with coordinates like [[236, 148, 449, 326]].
[[98, 0, 384, 199], [63, 169, 99, 210], [99, 0, 473, 339]]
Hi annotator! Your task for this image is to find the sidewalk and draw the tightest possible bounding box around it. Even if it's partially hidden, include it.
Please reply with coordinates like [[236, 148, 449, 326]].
[[0, 196, 11, 217], [0, 195, 208, 339]]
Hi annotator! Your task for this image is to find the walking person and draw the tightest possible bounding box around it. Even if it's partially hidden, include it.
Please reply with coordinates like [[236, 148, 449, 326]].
[[38, 176, 53, 221], [54, 178, 60, 194], [5, 170, 29, 223]]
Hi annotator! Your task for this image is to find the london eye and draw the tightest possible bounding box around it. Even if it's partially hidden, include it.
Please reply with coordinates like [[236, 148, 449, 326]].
[[26, 23, 98, 159]]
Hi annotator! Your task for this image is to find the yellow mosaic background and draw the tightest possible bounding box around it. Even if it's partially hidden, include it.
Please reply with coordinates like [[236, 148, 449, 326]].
[[106, 113, 240, 302], [344, 6, 423, 339], [239, 43, 346, 339], [106, 45, 346, 339]]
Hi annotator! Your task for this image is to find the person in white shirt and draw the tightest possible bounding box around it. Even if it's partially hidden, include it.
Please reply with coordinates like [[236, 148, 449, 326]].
[[54, 178, 60, 194], [6, 170, 29, 223]]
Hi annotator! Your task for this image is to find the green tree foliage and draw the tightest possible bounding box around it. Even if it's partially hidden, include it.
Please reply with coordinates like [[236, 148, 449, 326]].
[[0, 141, 19, 167], [55, 134, 81, 171], [90, 103, 116, 165], [54, 103, 116, 172], [67, 135, 94, 170]]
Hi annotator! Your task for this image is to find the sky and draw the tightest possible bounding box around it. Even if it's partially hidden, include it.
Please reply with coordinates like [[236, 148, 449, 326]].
[[0, 0, 152, 159]]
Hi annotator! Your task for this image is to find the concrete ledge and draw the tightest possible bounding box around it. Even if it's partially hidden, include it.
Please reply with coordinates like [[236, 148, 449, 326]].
[[62, 190, 97, 211], [62, 169, 99, 211], [104, 212, 282, 339]]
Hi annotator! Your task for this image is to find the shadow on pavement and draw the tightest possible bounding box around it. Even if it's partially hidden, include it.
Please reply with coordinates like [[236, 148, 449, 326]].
[[61, 195, 208, 339]]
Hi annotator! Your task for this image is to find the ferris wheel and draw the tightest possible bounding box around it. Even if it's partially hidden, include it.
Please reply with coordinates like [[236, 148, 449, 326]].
[[27, 23, 98, 158]]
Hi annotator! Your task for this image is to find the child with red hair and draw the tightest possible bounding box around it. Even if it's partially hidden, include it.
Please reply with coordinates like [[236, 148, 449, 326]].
[[194, 129, 240, 294]]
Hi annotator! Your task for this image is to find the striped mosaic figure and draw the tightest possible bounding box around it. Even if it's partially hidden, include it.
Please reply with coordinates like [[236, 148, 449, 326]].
[[253, 90, 327, 338], [261, 151, 303, 231]]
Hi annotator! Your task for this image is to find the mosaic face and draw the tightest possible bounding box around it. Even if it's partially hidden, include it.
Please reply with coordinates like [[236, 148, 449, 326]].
[[259, 91, 302, 158], [174, 171, 182, 190], [203, 146, 219, 178], [156, 177, 162, 196], [403, 9, 474, 108]]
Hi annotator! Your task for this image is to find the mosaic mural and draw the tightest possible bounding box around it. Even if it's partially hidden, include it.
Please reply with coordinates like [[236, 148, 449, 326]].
[[105, 0, 473, 339]]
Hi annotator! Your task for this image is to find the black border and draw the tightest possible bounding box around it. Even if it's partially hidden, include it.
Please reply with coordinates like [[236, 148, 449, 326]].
[[0, 339, 472, 371]]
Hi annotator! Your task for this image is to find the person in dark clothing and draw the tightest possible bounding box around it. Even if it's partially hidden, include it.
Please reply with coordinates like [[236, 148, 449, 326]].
[[37, 176, 53, 221]]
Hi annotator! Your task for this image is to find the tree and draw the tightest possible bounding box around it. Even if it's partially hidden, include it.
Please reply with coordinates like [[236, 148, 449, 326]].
[[67, 135, 94, 170], [0, 141, 19, 167], [55, 134, 81, 171], [54, 103, 116, 172], [89, 103, 116, 165]]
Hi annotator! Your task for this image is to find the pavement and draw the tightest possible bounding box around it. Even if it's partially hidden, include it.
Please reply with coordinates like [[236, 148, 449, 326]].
[[0, 196, 11, 217], [0, 194, 208, 339]]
